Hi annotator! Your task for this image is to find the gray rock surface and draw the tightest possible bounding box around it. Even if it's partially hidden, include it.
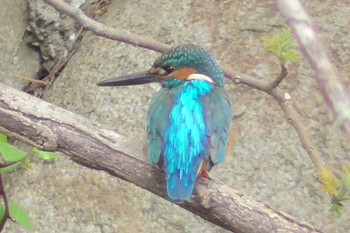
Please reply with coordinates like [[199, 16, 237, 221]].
[[0, 0, 40, 90], [2, 0, 350, 232], [27, 0, 80, 70]]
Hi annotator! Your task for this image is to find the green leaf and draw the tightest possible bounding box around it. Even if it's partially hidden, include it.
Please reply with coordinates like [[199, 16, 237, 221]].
[[0, 141, 27, 162], [0, 203, 5, 223], [33, 148, 59, 160], [9, 203, 34, 229], [262, 28, 301, 64], [20, 157, 31, 169], [0, 162, 21, 175], [0, 134, 7, 143], [328, 166, 350, 216], [262, 35, 279, 53], [338, 168, 350, 200], [331, 202, 343, 217], [283, 51, 301, 62]]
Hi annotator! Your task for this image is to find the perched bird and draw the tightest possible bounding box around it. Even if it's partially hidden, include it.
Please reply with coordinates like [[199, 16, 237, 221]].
[[98, 44, 233, 201]]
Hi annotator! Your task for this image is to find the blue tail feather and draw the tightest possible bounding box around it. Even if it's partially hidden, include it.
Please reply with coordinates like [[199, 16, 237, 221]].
[[167, 173, 194, 201], [166, 157, 202, 201]]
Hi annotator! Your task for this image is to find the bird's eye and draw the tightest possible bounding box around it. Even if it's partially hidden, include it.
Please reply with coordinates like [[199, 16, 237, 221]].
[[162, 65, 175, 74]]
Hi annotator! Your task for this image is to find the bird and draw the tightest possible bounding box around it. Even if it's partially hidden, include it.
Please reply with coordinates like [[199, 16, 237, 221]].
[[97, 44, 233, 201]]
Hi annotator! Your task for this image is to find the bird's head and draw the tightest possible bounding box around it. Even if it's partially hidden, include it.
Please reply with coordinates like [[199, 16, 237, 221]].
[[97, 44, 225, 88]]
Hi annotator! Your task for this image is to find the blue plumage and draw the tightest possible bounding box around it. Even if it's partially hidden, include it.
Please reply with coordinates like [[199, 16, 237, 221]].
[[165, 81, 212, 200], [148, 80, 232, 200], [98, 44, 233, 201]]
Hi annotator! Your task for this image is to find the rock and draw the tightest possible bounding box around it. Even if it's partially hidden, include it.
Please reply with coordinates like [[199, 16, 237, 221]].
[[0, 0, 40, 90], [27, 0, 79, 70]]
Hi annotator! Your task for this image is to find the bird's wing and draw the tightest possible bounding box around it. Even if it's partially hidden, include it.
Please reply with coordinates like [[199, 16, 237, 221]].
[[147, 88, 173, 166], [202, 87, 233, 166]]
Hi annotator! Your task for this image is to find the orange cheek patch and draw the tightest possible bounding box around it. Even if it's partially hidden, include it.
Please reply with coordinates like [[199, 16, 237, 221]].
[[169, 68, 197, 80]]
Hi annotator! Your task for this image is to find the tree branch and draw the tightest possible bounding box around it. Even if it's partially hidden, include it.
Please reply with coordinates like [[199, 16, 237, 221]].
[[276, 0, 350, 140], [44, 0, 168, 53], [0, 175, 10, 231], [270, 64, 288, 90], [0, 83, 322, 232], [228, 70, 324, 171]]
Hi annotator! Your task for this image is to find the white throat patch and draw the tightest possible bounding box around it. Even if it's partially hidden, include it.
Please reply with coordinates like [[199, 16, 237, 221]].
[[187, 73, 214, 83]]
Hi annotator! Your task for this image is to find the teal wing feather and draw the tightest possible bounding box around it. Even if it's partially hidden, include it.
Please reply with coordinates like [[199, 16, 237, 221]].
[[202, 87, 233, 165], [147, 88, 173, 166], [147, 84, 232, 200]]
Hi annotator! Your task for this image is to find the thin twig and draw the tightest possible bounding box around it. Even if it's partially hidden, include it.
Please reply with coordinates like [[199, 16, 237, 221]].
[[0, 162, 17, 169], [228, 69, 324, 171], [0, 175, 10, 231], [269, 64, 288, 90], [15, 74, 46, 86], [44, 0, 169, 53]]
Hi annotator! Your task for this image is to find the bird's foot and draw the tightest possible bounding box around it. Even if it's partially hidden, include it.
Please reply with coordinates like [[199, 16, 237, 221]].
[[199, 170, 210, 179]]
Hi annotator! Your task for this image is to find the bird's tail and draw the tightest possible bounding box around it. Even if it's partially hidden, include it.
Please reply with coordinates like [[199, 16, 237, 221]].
[[166, 157, 202, 201]]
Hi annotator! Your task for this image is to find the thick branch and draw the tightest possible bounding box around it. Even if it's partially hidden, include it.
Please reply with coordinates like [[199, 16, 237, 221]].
[[276, 0, 350, 139], [0, 83, 322, 232]]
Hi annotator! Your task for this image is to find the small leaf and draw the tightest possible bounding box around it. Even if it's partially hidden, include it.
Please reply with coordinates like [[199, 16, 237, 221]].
[[0, 162, 21, 175], [318, 167, 340, 195], [262, 35, 279, 53], [0, 134, 7, 143], [0, 141, 27, 162], [0, 203, 5, 222], [20, 157, 31, 169], [9, 203, 34, 229], [337, 167, 350, 200], [283, 51, 301, 62], [328, 165, 350, 216], [330, 202, 343, 216], [33, 148, 59, 160], [262, 28, 300, 64]]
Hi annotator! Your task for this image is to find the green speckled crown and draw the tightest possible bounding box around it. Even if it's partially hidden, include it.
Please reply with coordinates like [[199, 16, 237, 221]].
[[153, 44, 225, 86]]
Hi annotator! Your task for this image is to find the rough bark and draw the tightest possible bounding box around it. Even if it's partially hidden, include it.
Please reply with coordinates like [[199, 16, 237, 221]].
[[0, 83, 322, 233]]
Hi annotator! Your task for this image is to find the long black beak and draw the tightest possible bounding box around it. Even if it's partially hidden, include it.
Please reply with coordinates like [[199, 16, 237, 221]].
[[97, 71, 160, 87]]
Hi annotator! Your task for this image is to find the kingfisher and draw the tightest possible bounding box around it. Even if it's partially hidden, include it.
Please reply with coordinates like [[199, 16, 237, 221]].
[[97, 44, 233, 201]]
